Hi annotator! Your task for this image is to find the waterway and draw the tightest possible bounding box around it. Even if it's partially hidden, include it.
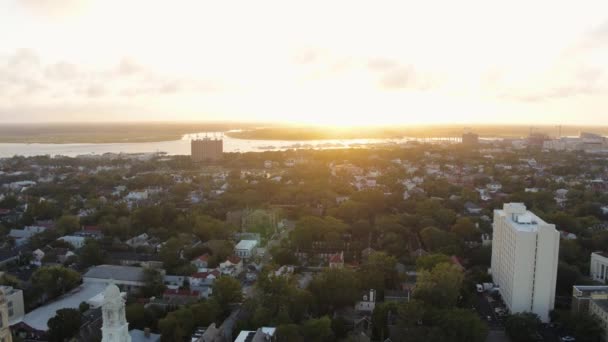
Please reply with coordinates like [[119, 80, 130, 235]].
[[0, 132, 466, 158]]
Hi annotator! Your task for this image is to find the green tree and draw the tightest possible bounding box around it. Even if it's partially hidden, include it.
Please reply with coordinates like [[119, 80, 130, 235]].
[[126, 303, 147, 329], [141, 268, 166, 297], [504, 312, 541, 342], [55, 215, 80, 235], [360, 251, 398, 291], [276, 324, 304, 342], [419, 226, 461, 253], [78, 301, 90, 313], [413, 262, 464, 308], [79, 239, 105, 267], [47, 308, 82, 342], [451, 217, 479, 241], [212, 276, 243, 308], [309, 268, 360, 313], [299, 316, 333, 342], [416, 253, 451, 271], [439, 309, 488, 342], [31, 266, 81, 300], [159, 237, 186, 273]]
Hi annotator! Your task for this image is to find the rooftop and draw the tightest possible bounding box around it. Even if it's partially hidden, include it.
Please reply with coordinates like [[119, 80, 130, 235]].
[[592, 298, 608, 313], [496, 202, 552, 232], [83, 264, 146, 283], [235, 240, 258, 250], [592, 251, 608, 259], [21, 282, 106, 331], [130, 329, 161, 342], [573, 285, 608, 297]]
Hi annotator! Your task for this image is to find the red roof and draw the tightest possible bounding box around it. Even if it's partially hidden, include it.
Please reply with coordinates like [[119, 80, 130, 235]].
[[329, 252, 344, 264], [193, 253, 210, 262], [226, 255, 242, 264], [83, 225, 101, 232]]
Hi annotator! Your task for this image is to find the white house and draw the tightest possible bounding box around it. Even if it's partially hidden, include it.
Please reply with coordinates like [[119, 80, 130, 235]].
[[191, 254, 210, 269], [355, 289, 376, 313], [235, 240, 258, 259], [590, 252, 608, 283], [125, 233, 150, 248], [125, 190, 148, 201], [57, 235, 86, 249], [219, 256, 243, 277]]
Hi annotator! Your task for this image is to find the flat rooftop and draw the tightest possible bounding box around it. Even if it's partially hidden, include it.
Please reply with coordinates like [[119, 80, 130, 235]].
[[592, 298, 608, 313], [20, 282, 106, 331], [573, 285, 608, 296], [496, 203, 552, 232], [235, 240, 258, 250], [83, 264, 146, 283]]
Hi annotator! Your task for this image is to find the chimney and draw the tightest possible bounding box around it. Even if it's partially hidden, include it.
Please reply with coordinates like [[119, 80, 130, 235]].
[[144, 327, 150, 337]]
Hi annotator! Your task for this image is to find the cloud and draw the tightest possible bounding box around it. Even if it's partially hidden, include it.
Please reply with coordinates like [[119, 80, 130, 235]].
[[500, 67, 606, 102], [18, 0, 92, 20], [366, 59, 437, 90], [367, 58, 399, 71], [0, 49, 222, 103]]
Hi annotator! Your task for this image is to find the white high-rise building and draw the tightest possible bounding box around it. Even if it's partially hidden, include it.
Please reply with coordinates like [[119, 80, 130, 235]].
[[491, 203, 560, 322], [101, 283, 131, 342]]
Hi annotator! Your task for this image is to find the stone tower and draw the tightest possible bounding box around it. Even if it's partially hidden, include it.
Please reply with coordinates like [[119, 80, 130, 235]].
[[0, 288, 12, 342], [101, 283, 131, 342]]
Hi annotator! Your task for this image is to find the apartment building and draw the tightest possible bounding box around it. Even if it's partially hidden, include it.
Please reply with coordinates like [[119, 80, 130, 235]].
[[491, 203, 560, 322]]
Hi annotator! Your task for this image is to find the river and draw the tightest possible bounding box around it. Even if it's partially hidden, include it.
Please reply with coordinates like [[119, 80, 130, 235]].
[[0, 132, 444, 158]]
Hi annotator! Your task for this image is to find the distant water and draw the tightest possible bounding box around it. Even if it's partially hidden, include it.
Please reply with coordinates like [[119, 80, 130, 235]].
[[0, 132, 461, 158]]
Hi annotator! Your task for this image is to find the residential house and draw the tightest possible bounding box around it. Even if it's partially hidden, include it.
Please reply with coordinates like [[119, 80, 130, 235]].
[[32, 249, 45, 266], [464, 202, 482, 215], [235, 240, 258, 260], [9, 226, 47, 246], [329, 252, 344, 269], [57, 235, 86, 249], [107, 252, 163, 269], [219, 256, 243, 277], [125, 233, 151, 248], [191, 254, 210, 269], [355, 289, 376, 313], [555, 189, 569, 207]]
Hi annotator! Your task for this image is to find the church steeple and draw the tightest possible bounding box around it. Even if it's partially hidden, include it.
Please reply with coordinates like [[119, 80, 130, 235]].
[[101, 283, 131, 342], [0, 288, 13, 342]]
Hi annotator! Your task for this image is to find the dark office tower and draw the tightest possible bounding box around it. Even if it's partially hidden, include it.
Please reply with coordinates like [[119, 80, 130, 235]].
[[191, 137, 223, 162], [462, 132, 479, 146]]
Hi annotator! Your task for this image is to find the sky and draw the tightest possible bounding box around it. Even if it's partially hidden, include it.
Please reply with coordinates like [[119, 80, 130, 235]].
[[1, 0, 608, 126]]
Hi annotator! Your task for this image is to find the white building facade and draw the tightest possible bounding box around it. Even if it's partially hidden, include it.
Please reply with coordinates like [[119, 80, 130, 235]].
[[591, 252, 608, 283], [0, 287, 13, 342], [491, 203, 560, 322], [234, 240, 258, 259]]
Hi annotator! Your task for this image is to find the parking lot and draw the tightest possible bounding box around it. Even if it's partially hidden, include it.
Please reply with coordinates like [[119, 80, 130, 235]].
[[473, 290, 563, 342]]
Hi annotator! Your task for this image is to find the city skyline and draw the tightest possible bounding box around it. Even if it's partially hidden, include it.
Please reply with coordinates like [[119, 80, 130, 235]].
[[1, 0, 608, 126]]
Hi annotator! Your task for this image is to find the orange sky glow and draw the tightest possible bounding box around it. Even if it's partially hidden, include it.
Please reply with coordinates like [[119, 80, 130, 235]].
[[1, 0, 608, 126]]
